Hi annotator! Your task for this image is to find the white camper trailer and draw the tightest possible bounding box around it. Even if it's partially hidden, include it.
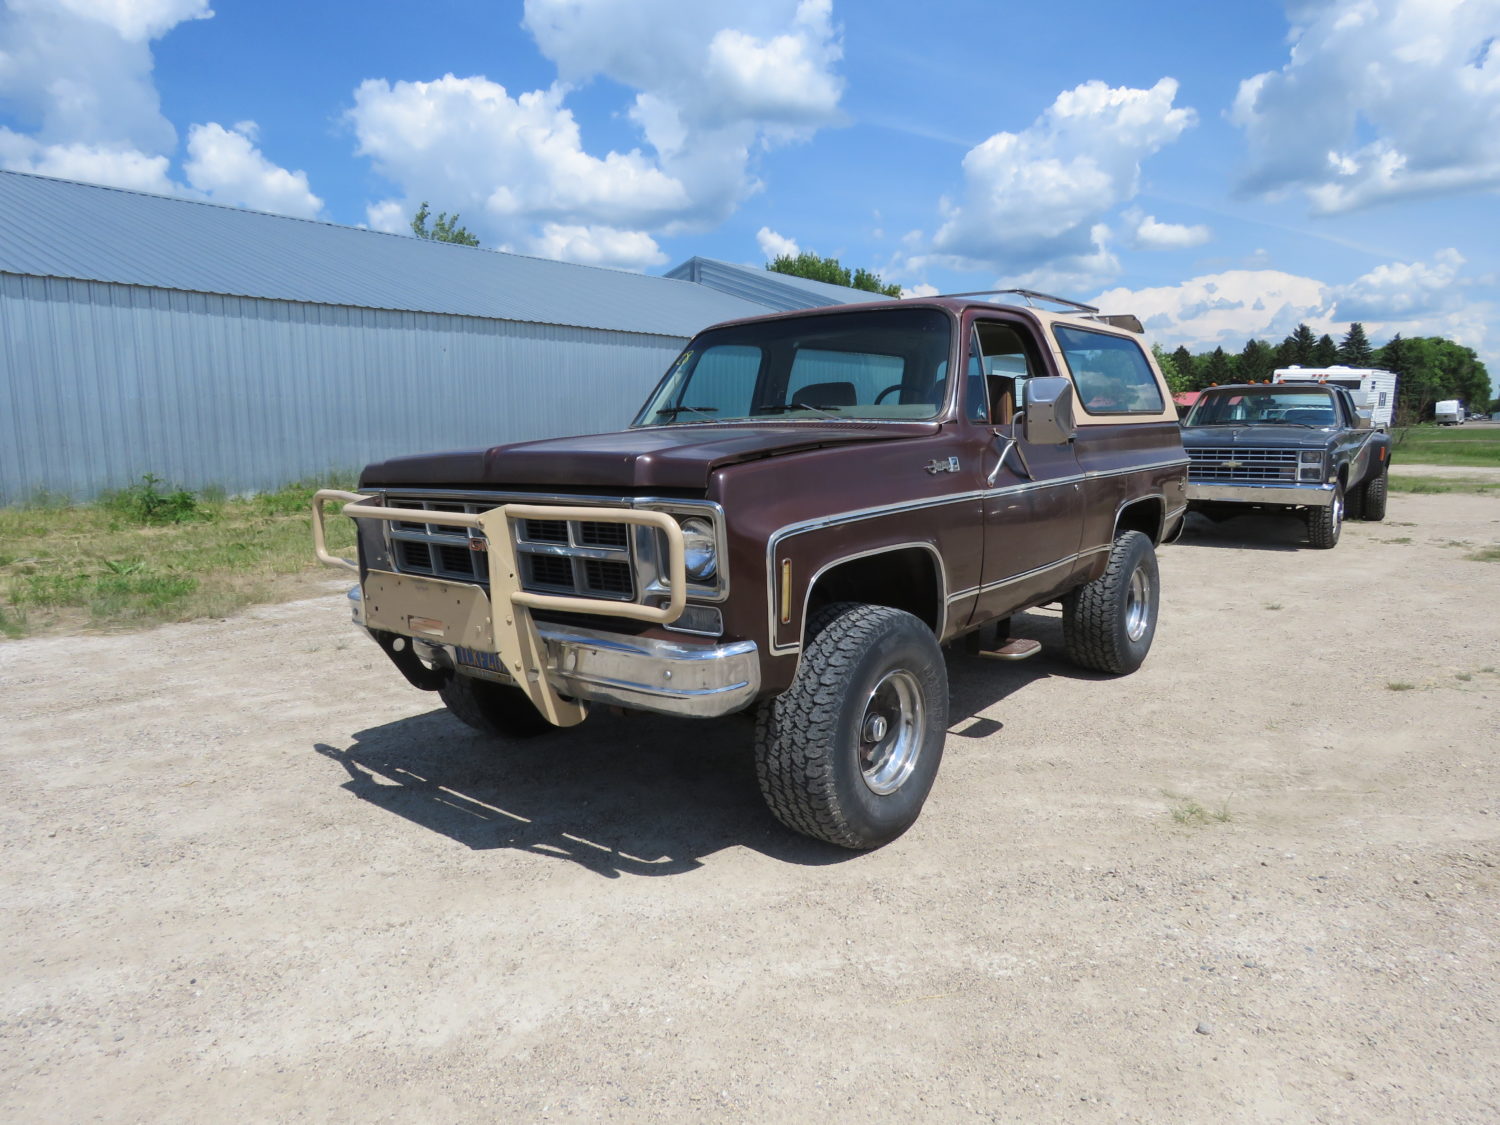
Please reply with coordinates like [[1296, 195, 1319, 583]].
[[1434, 400, 1464, 426], [1273, 365, 1398, 427]]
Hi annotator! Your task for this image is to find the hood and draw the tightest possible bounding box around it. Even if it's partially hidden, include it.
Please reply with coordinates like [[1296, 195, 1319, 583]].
[[1180, 424, 1335, 450], [360, 421, 941, 492]]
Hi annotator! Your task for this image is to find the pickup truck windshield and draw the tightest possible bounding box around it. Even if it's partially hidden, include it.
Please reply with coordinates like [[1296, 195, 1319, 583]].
[[633, 307, 954, 426], [1183, 388, 1339, 428]]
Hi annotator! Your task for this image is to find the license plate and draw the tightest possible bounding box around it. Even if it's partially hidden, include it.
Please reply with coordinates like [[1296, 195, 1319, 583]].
[[456, 647, 505, 674]]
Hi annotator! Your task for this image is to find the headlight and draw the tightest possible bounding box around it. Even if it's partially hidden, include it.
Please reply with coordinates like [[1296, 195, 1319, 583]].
[[1299, 450, 1323, 463], [679, 517, 718, 582]]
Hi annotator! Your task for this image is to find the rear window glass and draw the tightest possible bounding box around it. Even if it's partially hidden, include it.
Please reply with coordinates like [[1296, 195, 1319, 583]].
[[1053, 326, 1164, 415]]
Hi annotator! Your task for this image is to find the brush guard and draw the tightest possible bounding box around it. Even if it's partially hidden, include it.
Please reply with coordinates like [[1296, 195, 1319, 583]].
[[314, 490, 686, 728]]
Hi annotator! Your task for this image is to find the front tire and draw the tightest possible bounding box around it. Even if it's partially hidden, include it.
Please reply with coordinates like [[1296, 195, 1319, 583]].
[[439, 674, 557, 739], [1063, 530, 1160, 675], [1307, 484, 1344, 548], [754, 603, 948, 850]]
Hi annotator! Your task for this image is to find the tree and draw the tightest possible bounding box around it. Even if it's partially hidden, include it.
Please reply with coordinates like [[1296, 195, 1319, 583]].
[[1170, 345, 1196, 389], [768, 252, 902, 297], [1152, 344, 1188, 394], [1337, 322, 1375, 367], [1283, 323, 1318, 365], [411, 202, 480, 246], [1312, 333, 1338, 366], [1202, 347, 1234, 387], [1238, 338, 1276, 383]]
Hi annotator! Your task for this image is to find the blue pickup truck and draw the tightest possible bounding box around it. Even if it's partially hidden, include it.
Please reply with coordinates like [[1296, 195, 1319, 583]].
[[1180, 381, 1391, 548]]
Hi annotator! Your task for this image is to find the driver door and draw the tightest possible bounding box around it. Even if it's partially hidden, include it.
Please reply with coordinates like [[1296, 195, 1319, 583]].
[[967, 318, 1085, 623]]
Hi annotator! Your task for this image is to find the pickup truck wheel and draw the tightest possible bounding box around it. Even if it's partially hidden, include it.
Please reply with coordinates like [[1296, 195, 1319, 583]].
[[439, 673, 556, 739], [1360, 467, 1388, 521], [1306, 485, 1344, 548], [1062, 530, 1159, 675], [1345, 480, 1366, 521], [754, 603, 948, 850]]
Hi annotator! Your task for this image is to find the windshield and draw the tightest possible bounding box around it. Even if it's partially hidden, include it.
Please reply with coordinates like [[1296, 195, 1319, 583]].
[[1183, 388, 1339, 428], [632, 307, 953, 426]]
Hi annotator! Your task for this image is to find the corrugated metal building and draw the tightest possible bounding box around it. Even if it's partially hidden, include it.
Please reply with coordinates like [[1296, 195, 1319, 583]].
[[0, 172, 869, 500]]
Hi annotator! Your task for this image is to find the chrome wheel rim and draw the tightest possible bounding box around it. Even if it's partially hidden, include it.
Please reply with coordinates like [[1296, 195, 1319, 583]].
[[859, 669, 924, 795], [1124, 566, 1151, 642], [1331, 492, 1343, 533]]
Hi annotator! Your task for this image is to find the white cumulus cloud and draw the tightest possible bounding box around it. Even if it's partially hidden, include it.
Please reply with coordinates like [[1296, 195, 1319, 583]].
[[756, 226, 800, 260], [1129, 211, 1212, 251], [345, 2, 845, 270], [1233, 0, 1500, 212], [0, 1, 320, 218], [524, 224, 667, 270], [1094, 249, 1493, 372], [183, 122, 322, 218], [929, 78, 1196, 283]]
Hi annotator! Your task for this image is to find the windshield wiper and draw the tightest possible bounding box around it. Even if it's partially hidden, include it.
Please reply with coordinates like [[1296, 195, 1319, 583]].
[[653, 405, 720, 420], [756, 402, 844, 420]]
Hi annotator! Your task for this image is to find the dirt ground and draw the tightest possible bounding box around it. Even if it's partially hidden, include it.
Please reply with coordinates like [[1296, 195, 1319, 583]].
[[3, 486, 1497, 1123]]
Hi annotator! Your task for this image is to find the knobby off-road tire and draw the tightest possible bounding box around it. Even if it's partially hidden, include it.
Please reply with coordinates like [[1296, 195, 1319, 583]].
[[1306, 484, 1344, 548], [1062, 530, 1160, 675], [1359, 467, 1388, 521], [1346, 480, 1366, 521], [754, 603, 948, 850], [439, 673, 557, 739]]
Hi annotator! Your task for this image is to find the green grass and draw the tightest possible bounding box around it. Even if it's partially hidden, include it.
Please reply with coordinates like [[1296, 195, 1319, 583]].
[[1467, 545, 1500, 563], [1386, 681, 1417, 692], [1, 474, 357, 638], [1166, 792, 1233, 827], [1388, 475, 1499, 495], [1390, 424, 1500, 467]]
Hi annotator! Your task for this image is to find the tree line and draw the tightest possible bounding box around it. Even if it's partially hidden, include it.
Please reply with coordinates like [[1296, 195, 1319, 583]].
[[1153, 323, 1496, 421]]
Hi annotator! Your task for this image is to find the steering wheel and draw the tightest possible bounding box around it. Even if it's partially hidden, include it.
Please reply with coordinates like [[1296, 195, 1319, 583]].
[[874, 384, 903, 404]]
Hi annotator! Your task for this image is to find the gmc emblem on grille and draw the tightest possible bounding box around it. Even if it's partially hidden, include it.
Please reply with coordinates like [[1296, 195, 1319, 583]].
[[467, 533, 488, 552]]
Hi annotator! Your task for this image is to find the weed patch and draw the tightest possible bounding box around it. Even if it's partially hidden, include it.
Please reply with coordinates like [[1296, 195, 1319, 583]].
[[1, 475, 356, 637], [1166, 792, 1232, 827], [1466, 545, 1500, 563], [1386, 681, 1417, 692]]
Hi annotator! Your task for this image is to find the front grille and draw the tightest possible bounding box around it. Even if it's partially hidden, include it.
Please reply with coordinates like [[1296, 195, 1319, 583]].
[[386, 496, 638, 602], [1187, 447, 1299, 483]]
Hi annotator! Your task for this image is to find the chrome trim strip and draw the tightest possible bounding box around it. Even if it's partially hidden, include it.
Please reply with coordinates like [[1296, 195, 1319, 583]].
[[782, 543, 950, 657], [945, 547, 1105, 603], [1084, 457, 1191, 480], [1187, 482, 1336, 506]]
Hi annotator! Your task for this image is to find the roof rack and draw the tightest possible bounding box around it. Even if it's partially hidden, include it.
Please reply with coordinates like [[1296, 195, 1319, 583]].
[[935, 288, 1100, 314]]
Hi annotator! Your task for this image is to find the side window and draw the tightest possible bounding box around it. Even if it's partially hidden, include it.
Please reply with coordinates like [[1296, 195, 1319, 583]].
[[1053, 326, 1164, 415], [970, 321, 1037, 424]]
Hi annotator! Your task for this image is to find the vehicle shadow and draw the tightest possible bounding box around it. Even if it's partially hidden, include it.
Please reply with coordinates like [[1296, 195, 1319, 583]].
[[1174, 511, 1311, 552], [313, 609, 1105, 876], [313, 706, 852, 877]]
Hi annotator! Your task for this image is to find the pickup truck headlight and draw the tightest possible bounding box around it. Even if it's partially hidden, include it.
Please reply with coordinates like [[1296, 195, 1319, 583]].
[[680, 517, 718, 582], [1299, 450, 1323, 463]]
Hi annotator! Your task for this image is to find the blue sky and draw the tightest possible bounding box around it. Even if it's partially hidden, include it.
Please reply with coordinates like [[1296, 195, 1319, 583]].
[[2, 0, 1497, 389]]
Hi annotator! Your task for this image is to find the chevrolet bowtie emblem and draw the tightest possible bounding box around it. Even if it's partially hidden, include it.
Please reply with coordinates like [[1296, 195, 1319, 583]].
[[1221, 459, 1242, 469]]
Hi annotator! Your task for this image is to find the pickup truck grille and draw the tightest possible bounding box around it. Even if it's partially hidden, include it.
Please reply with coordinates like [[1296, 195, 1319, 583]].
[[1187, 447, 1299, 483], [386, 498, 638, 602]]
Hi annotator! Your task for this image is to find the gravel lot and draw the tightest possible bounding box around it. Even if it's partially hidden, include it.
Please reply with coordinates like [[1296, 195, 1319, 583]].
[[3, 487, 1498, 1123]]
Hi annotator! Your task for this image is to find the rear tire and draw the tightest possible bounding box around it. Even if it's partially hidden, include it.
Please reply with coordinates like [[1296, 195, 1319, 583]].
[[1306, 484, 1344, 548], [1063, 530, 1159, 675], [439, 674, 556, 739], [754, 603, 948, 850], [1360, 468, 1388, 521]]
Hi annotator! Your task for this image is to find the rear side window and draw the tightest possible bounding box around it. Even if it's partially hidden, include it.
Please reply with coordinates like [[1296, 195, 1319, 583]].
[[1053, 326, 1164, 415]]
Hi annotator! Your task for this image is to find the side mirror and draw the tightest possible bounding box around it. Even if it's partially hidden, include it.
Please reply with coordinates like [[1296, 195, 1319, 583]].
[[1022, 376, 1076, 445]]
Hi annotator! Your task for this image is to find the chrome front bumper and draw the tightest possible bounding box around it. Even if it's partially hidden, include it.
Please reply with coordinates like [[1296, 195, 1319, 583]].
[[348, 586, 760, 719], [1186, 481, 1335, 507]]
